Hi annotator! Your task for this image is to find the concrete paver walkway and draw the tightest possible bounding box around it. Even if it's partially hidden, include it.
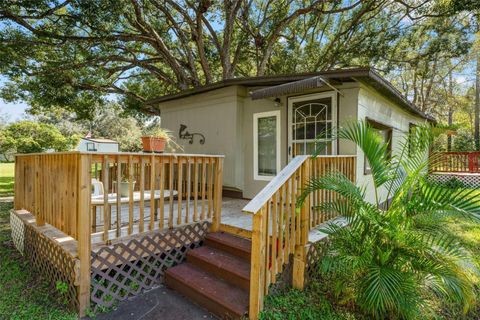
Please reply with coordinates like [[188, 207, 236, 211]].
[[89, 285, 216, 320]]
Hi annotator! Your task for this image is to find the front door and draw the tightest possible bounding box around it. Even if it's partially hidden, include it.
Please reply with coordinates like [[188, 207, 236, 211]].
[[288, 92, 337, 160]]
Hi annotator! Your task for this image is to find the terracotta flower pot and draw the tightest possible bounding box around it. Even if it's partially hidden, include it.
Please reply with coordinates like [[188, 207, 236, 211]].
[[141, 136, 167, 153]]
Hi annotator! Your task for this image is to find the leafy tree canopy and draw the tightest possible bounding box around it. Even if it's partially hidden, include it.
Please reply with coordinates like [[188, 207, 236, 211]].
[[31, 102, 144, 151], [0, 120, 78, 160], [0, 0, 477, 119]]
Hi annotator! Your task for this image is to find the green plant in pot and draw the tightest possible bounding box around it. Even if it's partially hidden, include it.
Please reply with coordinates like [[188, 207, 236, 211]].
[[141, 127, 181, 153], [118, 178, 135, 198], [116, 170, 136, 197]]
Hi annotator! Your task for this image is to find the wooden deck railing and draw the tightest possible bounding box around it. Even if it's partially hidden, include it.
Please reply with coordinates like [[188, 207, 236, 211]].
[[430, 152, 480, 173], [14, 151, 224, 316], [243, 155, 356, 319], [15, 153, 85, 238], [89, 153, 224, 243]]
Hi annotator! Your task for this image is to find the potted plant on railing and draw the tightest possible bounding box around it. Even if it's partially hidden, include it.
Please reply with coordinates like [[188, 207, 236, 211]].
[[141, 127, 180, 153]]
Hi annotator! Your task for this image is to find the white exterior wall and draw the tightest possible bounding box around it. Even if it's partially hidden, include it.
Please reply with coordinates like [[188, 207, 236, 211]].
[[77, 139, 119, 152], [356, 84, 428, 204]]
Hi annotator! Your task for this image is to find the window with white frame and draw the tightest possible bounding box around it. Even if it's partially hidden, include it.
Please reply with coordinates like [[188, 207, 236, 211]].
[[288, 92, 337, 159], [253, 111, 281, 181]]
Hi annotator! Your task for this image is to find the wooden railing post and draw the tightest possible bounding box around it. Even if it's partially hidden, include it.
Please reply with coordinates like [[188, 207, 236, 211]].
[[34, 155, 45, 226], [211, 158, 224, 232], [249, 209, 266, 320], [13, 155, 21, 210], [469, 153, 476, 173], [77, 154, 91, 317], [292, 160, 310, 290]]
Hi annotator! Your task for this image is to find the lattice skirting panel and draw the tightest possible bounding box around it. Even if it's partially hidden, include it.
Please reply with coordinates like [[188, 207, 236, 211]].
[[20, 217, 79, 311], [429, 173, 480, 189], [90, 221, 210, 311], [305, 239, 329, 283], [10, 211, 25, 255]]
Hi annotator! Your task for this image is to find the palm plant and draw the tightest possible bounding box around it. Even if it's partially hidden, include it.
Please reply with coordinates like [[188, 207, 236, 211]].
[[298, 121, 480, 319]]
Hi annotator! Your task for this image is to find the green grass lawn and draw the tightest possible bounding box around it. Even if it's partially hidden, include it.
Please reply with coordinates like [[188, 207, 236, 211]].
[[0, 163, 15, 197], [0, 201, 76, 319]]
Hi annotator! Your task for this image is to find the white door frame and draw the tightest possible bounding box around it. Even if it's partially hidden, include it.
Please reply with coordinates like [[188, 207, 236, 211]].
[[287, 91, 337, 160]]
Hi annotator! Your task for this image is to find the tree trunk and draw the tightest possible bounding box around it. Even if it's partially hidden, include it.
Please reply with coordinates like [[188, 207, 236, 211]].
[[475, 47, 480, 150], [447, 71, 453, 151], [447, 108, 453, 151]]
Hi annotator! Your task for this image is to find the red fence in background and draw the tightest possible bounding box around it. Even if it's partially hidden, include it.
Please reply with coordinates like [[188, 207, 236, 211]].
[[430, 152, 480, 173]]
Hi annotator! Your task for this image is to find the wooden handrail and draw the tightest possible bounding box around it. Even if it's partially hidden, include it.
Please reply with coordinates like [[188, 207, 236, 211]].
[[87, 153, 223, 243], [243, 155, 309, 214], [245, 155, 356, 320], [15, 151, 225, 158]]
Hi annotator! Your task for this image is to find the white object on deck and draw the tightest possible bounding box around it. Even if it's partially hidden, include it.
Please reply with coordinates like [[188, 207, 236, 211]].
[[91, 179, 105, 196]]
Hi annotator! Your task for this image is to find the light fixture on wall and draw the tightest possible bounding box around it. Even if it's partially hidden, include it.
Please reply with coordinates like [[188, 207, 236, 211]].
[[274, 97, 281, 107], [179, 124, 206, 144]]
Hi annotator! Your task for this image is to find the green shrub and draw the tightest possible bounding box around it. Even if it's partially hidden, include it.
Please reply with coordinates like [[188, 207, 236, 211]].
[[299, 122, 480, 319]]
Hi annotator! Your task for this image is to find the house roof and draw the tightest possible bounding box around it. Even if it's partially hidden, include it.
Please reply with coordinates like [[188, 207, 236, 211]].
[[82, 137, 118, 144], [146, 67, 433, 121]]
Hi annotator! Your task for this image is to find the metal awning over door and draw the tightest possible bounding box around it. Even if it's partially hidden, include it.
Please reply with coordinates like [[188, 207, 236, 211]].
[[249, 76, 342, 100]]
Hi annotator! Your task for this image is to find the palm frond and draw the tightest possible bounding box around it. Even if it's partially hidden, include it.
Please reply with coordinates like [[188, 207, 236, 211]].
[[297, 171, 366, 208], [413, 183, 480, 220], [337, 121, 393, 192], [298, 121, 478, 318], [359, 265, 418, 319]]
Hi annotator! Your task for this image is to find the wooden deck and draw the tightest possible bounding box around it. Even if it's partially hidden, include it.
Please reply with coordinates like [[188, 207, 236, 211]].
[[91, 197, 249, 244], [13, 151, 357, 319]]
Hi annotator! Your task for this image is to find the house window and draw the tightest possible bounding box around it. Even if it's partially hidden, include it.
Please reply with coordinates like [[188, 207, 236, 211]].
[[364, 118, 392, 175], [288, 92, 337, 159], [254, 111, 281, 181], [86, 142, 97, 151]]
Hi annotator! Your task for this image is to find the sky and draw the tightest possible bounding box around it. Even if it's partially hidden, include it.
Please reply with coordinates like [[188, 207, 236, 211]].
[[0, 101, 28, 123], [0, 76, 28, 122]]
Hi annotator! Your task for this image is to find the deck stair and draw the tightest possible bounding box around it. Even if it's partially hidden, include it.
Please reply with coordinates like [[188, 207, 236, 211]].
[[165, 232, 252, 319]]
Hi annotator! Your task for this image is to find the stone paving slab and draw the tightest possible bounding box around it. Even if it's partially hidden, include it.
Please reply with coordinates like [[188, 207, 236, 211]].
[[88, 285, 216, 320]]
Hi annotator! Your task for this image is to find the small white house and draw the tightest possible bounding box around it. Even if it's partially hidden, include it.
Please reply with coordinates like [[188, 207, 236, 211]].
[[77, 137, 119, 153], [154, 67, 433, 202]]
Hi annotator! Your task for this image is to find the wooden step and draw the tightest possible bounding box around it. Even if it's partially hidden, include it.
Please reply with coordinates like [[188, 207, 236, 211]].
[[187, 246, 250, 290], [205, 232, 252, 261], [165, 263, 249, 319]]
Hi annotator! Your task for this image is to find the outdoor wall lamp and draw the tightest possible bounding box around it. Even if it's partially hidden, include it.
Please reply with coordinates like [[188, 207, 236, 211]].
[[179, 124, 205, 145], [274, 97, 281, 107]]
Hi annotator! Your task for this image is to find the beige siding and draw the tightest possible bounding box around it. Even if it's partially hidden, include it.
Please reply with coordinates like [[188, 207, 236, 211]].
[[356, 84, 428, 203], [337, 88, 359, 155], [158, 86, 243, 191]]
